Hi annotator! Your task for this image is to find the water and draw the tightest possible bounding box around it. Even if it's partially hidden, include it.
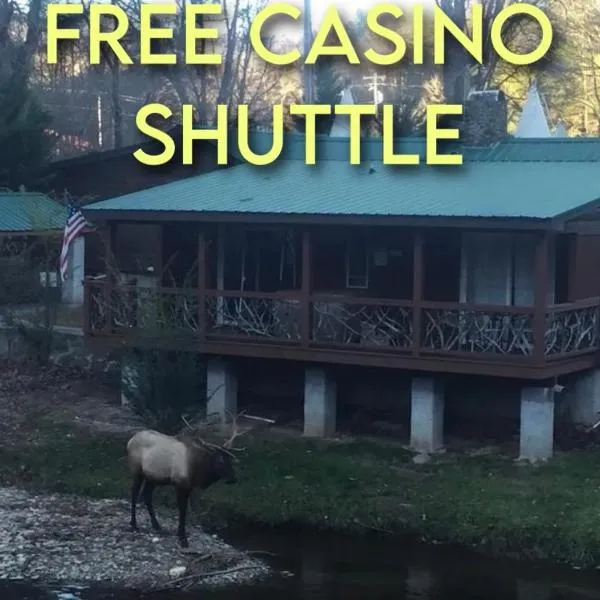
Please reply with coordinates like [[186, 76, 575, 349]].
[[3, 527, 600, 600]]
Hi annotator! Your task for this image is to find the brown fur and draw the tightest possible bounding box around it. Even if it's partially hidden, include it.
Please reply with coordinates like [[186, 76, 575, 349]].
[[126, 429, 236, 547]]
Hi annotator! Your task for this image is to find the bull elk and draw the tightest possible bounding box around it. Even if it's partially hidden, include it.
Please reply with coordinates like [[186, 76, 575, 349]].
[[126, 412, 247, 548]]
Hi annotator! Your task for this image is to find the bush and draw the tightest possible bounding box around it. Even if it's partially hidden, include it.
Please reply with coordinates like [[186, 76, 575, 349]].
[[121, 348, 206, 434]]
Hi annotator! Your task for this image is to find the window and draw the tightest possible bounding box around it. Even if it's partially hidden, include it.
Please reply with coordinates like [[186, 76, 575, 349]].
[[346, 240, 369, 289]]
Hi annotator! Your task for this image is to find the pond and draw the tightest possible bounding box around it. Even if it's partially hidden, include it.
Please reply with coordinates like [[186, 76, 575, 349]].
[[3, 527, 600, 600]]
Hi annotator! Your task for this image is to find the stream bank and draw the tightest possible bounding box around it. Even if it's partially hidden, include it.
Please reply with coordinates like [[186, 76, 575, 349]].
[[1, 364, 600, 574], [0, 487, 269, 589]]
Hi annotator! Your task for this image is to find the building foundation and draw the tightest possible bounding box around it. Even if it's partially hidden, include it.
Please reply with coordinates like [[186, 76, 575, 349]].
[[410, 377, 444, 453], [520, 387, 555, 462], [304, 367, 336, 437]]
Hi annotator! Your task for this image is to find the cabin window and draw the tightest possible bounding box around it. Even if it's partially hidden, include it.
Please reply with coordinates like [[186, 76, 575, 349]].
[[346, 240, 369, 289]]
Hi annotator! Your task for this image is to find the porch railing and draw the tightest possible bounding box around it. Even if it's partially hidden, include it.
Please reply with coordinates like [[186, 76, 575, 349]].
[[84, 279, 600, 362]]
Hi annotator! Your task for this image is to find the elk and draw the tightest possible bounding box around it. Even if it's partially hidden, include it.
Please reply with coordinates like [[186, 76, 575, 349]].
[[126, 414, 246, 548]]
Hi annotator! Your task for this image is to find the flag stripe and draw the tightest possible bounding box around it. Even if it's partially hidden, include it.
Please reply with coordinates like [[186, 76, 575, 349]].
[[60, 205, 87, 282]]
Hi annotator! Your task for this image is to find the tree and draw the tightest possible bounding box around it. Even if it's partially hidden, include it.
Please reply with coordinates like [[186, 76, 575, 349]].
[[314, 57, 345, 134], [0, 73, 53, 190], [435, 0, 547, 100]]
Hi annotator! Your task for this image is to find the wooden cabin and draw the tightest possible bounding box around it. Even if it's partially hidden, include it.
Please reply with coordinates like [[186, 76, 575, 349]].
[[80, 93, 600, 461]]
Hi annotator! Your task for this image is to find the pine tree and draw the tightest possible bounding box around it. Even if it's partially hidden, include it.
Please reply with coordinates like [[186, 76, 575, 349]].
[[0, 74, 53, 190]]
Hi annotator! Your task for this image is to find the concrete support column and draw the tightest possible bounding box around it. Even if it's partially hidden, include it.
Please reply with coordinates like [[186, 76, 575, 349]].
[[304, 367, 336, 437], [410, 377, 444, 453], [206, 359, 238, 424], [520, 387, 555, 462], [570, 368, 600, 426]]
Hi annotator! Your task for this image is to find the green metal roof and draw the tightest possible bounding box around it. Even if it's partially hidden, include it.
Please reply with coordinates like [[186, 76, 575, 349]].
[[83, 137, 600, 221], [0, 192, 67, 232], [463, 138, 600, 162]]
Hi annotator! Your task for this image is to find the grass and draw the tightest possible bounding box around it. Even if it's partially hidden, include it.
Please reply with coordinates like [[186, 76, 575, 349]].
[[3, 417, 600, 568]]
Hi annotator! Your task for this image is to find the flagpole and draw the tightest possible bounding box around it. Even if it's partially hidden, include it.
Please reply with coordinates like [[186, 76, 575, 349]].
[[303, 0, 314, 103]]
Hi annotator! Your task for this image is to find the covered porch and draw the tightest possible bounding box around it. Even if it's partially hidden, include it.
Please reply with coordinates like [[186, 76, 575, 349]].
[[83, 220, 600, 380]]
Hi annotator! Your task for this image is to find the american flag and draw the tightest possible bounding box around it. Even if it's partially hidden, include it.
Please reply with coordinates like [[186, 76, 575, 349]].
[[60, 203, 87, 282]]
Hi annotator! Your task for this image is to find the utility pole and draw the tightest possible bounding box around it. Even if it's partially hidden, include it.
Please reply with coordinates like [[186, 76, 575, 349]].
[[363, 73, 386, 106], [303, 0, 314, 103]]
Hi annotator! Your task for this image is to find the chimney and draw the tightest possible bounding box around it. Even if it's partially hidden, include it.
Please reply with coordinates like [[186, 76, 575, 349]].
[[461, 89, 508, 147]]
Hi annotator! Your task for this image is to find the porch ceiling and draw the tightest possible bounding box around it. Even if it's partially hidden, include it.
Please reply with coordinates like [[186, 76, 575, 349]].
[[83, 137, 600, 226]]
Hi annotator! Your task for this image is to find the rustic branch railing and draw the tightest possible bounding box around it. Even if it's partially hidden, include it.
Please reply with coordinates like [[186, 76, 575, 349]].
[[205, 290, 301, 343], [545, 298, 600, 357], [84, 280, 600, 362], [310, 295, 413, 350], [420, 302, 535, 357]]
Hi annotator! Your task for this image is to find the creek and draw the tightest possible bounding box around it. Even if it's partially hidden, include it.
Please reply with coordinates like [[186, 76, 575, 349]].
[[3, 527, 600, 600]]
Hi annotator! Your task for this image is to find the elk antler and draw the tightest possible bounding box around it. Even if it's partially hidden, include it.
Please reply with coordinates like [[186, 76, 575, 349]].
[[223, 409, 248, 451]]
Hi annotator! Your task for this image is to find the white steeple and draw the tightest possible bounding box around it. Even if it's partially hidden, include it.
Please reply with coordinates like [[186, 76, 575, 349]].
[[329, 87, 355, 138], [514, 81, 552, 137]]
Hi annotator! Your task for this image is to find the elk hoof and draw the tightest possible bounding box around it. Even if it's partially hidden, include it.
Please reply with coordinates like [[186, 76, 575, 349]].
[[151, 522, 162, 532], [130, 524, 138, 533], [179, 537, 189, 548]]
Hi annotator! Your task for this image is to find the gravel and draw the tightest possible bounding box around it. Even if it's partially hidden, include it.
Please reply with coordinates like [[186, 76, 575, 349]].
[[0, 487, 270, 590]]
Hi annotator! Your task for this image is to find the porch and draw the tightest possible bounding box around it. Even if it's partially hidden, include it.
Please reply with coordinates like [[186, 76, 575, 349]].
[[83, 222, 600, 380]]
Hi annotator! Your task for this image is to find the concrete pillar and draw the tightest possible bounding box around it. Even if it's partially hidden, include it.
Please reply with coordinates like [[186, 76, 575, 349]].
[[569, 368, 600, 426], [410, 377, 444, 453], [121, 353, 139, 408], [520, 387, 555, 462], [304, 367, 336, 437], [206, 359, 237, 423], [61, 235, 85, 305]]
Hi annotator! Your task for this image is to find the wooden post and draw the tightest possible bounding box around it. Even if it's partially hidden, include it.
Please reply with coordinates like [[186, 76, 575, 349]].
[[83, 278, 90, 336], [198, 229, 206, 341], [103, 222, 114, 334], [216, 224, 225, 326], [301, 229, 312, 347], [412, 230, 423, 356], [533, 231, 550, 364]]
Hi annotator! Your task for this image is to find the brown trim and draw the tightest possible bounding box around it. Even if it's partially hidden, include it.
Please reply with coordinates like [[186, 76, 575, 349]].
[[420, 300, 534, 314], [206, 289, 300, 300], [301, 229, 311, 348], [84, 333, 600, 380], [197, 229, 206, 341], [564, 221, 600, 235], [81, 209, 554, 231], [533, 231, 550, 365], [412, 230, 423, 357], [104, 223, 114, 335], [567, 234, 578, 302], [548, 296, 600, 312], [311, 294, 411, 307]]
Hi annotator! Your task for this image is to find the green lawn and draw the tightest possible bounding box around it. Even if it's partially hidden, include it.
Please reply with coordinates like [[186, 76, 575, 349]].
[[2, 418, 600, 567]]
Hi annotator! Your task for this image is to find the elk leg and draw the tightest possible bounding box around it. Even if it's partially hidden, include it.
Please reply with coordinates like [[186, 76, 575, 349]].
[[130, 473, 144, 532], [176, 488, 190, 548], [142, 481, 162, 532]]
